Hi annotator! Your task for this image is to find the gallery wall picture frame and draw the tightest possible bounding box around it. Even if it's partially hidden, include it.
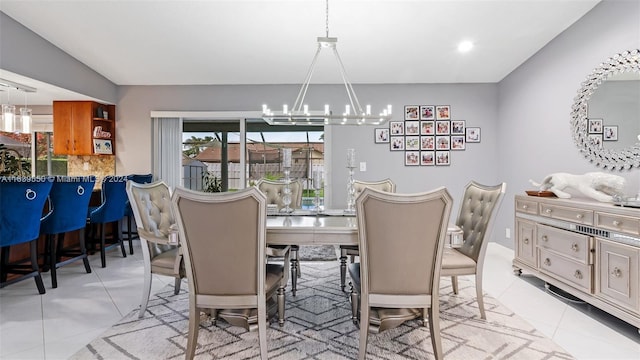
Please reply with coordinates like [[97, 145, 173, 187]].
[[93, 139, 113, 154], [390, 121, 405, 135], [374, 128, 390, 143], [466, 127, 481, 143], [421, 121, 435, 135], [588, 118, 603, 133], [405, 151, 420, 166], [404, 105, 419, 120], [603, 125, 618, 141], [451, 120, 465, 135], [451, 135, 465, 150], [405, 136, 420, 151], [436, 151, 450, 166], [436, 120, 450, 135], [390, 136, 405, 151], [436, 136, 450, 150], [588, 134, 603, 148], [435, 105, 451, 120], [420, 136, 435, 150], [420, 105, 435, 120], [421, 151, 435, 166], [405, 121, 420, 135]]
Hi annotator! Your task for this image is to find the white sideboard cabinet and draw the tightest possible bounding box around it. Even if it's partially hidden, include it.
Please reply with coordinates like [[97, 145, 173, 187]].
[[513, 195, 640, 333]]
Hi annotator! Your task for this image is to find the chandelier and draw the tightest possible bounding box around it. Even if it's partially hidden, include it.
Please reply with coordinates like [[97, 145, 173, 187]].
[[1, 78, 35, 134], [261, 0, 392, 126]]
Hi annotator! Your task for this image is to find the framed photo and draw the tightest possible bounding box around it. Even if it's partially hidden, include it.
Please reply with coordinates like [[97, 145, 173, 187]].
[[466, 127, 481, 143], [451, 135, 465, 150], [436, 136, 450, 150], [588, 118, 603, 133], [405, 121, 420, 135], [436, 120, 450, 135], [374, 128, 389, 143], [436, 151, 450, 166], [405, 136, 420, 150], [390, 121, 405, 135], [588, 134, 603, 148], [435, 105, 451, 120], [451, 120, 465, 135], [420, 105, 435, 120], [420, 121, 435, 135], [603, 125, 618, 141], [93, 139, 113, 154], [390, 136, 405, 151], [405, 151, 420, 166], [420, 135, 435, 150], [404, 105, 419, 120], [421, 151, 435, 166]]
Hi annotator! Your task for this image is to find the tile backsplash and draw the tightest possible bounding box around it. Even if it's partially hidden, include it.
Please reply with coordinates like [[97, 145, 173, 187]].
[[67, 155, 115, 188]]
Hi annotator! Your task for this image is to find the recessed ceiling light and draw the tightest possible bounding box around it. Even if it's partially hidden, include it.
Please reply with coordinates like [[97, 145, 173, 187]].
[[457, 40, 474, 53]]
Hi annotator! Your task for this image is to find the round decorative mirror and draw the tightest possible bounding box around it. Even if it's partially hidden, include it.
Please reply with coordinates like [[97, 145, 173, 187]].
[[571, 49, 640, 170]]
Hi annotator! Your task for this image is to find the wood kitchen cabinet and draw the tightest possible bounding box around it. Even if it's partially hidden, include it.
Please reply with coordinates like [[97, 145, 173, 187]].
[[53, 101, 115, 155]]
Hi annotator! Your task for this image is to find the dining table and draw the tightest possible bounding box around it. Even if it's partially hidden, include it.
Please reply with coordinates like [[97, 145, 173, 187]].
[[265, 209, 462, 295]]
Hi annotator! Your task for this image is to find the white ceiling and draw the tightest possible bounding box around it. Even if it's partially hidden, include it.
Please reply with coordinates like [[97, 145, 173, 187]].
[[0, 0, 600, 105]]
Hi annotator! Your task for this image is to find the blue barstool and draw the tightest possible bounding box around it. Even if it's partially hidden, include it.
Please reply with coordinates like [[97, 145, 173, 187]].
[[124, 174, 153, 254], [87, 175, 128, 268], [0, 177, 54, 294], [40, 176, 96, 288]]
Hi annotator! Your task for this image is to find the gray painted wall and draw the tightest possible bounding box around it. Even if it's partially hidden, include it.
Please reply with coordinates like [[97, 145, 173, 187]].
[[2, 0, 639, 250], [496, 0, 640, 247]]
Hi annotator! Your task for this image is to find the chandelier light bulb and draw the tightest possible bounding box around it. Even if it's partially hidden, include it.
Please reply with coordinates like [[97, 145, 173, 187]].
[[20, 107, 32, 133], [283, 104, 288, 114], [303, 104, 309, 114], [366, 105, 371, 115], [2, 104, 15, 132]]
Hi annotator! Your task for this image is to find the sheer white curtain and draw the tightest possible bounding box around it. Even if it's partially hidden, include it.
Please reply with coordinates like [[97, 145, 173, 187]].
[[152, 117, 182, 189]]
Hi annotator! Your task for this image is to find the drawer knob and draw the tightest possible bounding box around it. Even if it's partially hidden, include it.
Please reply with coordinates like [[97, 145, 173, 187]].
[[574, 270, 583, 279], [522, 204, 528, 210], [571, 243, 579, 252], [612, 220, 621, 226], [544, 258, 551, 266], [541, 235, 548, 242], [576, 214, 583, 219], [523, 238, 529, 244], [545, 209, 552, 214], [611, 267, 623, 278]]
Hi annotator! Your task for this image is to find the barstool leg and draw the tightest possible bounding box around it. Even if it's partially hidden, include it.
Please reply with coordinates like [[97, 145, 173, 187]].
[[31, 240, 45, 294], [49, 234, 58, 288], [118, 219, 127, 258], [79, 228, 91, 273], [100, 224, 107, 268]]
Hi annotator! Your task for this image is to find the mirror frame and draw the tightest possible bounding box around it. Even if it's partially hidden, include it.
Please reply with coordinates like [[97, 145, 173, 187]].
[[571, 49, 640, 171]]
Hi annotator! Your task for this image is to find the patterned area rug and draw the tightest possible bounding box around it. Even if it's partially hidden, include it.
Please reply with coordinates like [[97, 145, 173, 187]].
[[297, 245, 338, 261], [72, 262, 574, 360]]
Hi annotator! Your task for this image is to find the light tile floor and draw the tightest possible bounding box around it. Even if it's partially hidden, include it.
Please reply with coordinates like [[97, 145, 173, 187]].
[[1, 242, 639, 359]]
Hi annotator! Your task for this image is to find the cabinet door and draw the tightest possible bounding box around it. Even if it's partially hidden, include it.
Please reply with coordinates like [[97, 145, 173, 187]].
[[53, 101, 73, 155], [596, 238, 639, 313], [516, 218, 536, 266], [71, 102, 94, 155]]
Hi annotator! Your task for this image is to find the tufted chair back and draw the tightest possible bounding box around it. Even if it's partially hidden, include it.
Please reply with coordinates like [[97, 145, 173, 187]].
[[455, 181, 506, 262], [353, 179, 396, 198], [126, 180, 175, 254], [255, 178, 303, 210]]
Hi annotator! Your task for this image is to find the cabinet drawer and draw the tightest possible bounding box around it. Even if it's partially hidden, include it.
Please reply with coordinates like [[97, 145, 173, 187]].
[[515, 198, 538, 215], [595, 212, 640, 237], [516, 218, 536, 266], [596, 239, 639, 313], [538, 248, 593, 293], [537, 224, 592, 264], [539, 203, 593, 225]]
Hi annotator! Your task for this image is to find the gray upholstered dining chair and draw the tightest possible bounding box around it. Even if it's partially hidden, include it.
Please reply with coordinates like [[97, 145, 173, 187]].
[[172, 186, 287, 359], [441, 181, 506, 320], [126, 180, 185, 319], [256, 178, 303, 295], [339, 178, 395, 291], [348, 187, 452, 360]]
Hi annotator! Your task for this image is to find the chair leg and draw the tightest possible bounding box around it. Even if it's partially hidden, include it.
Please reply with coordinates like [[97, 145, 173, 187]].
[[117, 219, 127, 258], [358, 303, 369, 360], [49, 234, 58, 288], [476, 273, 486, 320], [427, 306, 443, 360], [78, 229, 91, 274], [30, 240, 45, 295], [277, 285, 285, 327], [340, 248, 348, 291], [186, 305, 199, 360], [174, 277, 181, 295], [0, 246, 9, 283], [349, 283, 359, 324], [257, 299, 268, 359], [100, 224, 107, 268], [290, 247, 299, 296], [451, 275, 459, 294], [139, 268, 153, 319], [127, 215, 134, 255]]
